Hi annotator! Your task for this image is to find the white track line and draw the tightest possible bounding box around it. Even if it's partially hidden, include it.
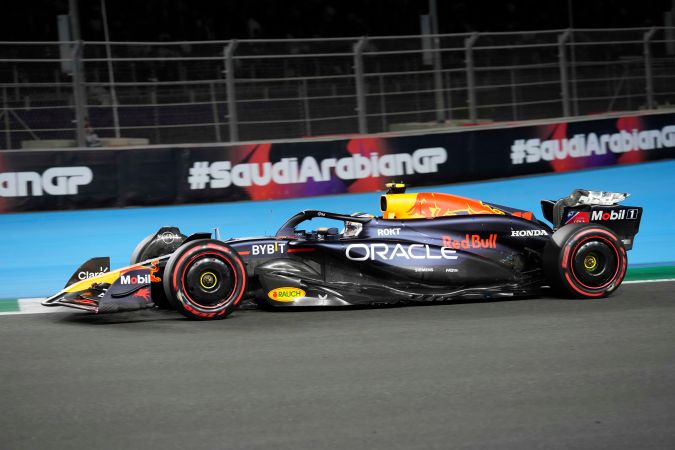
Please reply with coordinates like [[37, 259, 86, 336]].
[[623, 278, 675, 284], [20, 298, 59, 314], [0, 298, 60, 316]]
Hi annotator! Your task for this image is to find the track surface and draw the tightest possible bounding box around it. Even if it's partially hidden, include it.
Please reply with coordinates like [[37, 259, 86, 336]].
[[1, 283, 674, 449]]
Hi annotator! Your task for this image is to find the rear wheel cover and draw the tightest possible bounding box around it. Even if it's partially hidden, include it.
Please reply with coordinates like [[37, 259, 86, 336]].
[[163, 240, 247, 319]]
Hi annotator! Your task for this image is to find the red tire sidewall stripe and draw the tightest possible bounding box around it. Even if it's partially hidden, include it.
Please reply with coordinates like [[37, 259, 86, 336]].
[[569, 235, 620, 290], [180, 251, 238, 310], [172, 242, 247, 312], [564, 272, 605, 297], [562, 228, 626, 295], [207, 243, 247, 305]]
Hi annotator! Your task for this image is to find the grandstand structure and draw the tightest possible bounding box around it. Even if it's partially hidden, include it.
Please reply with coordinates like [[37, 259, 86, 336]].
[[1, 27, 674, 149]]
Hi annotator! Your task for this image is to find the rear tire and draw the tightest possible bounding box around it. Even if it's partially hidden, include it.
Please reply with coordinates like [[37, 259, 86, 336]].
[[162, 239, 247, 320], [544, 223, 627, 298]]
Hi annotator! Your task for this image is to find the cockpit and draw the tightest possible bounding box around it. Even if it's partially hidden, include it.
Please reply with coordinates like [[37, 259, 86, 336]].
[[275, 210, 373, 241]]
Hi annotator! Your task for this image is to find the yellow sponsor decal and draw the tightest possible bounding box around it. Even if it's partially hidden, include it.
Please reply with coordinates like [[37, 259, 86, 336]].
[[268, 287, 306, 302], [63, 260, 160, 293], [64, 270, 122, 293]]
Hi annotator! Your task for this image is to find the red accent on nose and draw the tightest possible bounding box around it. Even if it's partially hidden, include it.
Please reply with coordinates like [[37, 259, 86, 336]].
[[288, 248, 315, 253]]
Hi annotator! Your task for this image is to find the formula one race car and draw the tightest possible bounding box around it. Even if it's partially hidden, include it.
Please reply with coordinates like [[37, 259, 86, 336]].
[[43, 184, 643, 320]]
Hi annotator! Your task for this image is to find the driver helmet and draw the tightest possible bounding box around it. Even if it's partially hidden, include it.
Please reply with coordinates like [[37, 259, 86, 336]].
[[342, 212, 372, 238]]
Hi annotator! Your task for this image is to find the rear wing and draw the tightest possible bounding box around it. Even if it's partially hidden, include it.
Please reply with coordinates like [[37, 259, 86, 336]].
[[541, 189, 642, 250]]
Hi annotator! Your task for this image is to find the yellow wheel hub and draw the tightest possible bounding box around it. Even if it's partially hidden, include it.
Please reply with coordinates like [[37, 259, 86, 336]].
[[584, 255, 598, 271], [200, 271, 218, 289]]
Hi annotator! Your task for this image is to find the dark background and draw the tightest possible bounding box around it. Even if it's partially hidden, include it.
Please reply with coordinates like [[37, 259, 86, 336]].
[[2, 0, 673, 42]]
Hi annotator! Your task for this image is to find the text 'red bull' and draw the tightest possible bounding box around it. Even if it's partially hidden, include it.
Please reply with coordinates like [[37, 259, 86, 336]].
[[442, 234, 497, 250]]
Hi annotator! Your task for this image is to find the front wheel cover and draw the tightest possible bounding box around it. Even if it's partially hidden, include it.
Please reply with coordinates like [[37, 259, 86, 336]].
[[163, 240, 247, 320], [545, 224, 627, 298]]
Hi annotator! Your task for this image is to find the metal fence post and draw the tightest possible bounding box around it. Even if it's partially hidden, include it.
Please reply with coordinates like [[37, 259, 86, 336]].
[[643, 27, 657, 110], [430, 0, 445, 123], [509, 68, 518, 120], [433, 59, 446, 123], [300, 79, 312, 136], [150, 88, 159, 144], [71, 41, 87, 147], [464, 32, 479, 123], [209, 82, 222, 142], [444, 71, 453, 121], [2, 87, 10, 149], [101, 0, 120, 138], [558, 29, 571, 117], [569, 29, 579, 116], [224, 40, 239, 142], [12, 65, 20, 101], [379, 73, 387, 132], [353, 37, 368, 134]]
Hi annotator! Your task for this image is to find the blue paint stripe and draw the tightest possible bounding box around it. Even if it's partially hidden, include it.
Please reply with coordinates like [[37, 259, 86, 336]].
[[1, 159, 673, 298]]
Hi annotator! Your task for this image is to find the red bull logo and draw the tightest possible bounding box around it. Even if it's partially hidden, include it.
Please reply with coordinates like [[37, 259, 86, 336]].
[[442, 234, 497, 250], [385, 192, 505, 219], [133, 287, 151, 300], [406, 192, 443, 218]]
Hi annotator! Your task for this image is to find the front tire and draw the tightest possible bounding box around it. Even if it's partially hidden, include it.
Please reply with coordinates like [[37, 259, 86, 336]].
[[162, 240, 247, 320], [544, 224, 627, 298]]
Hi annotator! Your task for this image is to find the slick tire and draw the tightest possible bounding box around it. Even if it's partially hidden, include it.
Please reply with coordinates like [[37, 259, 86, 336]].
[[543, 223, 627, 298], [162, 239, 247, 320]]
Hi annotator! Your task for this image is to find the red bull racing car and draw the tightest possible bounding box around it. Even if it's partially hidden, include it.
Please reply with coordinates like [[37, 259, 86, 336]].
[[43, 184, 643, 320]]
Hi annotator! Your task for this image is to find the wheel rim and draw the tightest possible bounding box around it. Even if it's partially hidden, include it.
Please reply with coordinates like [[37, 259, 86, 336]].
[[583, 254, 598, 271], [571, 239, 618, 289], [183, 257, 234, 307], [199, 271, 218, 290]]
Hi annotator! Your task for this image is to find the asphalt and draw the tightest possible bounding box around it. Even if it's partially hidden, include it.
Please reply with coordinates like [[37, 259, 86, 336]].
[[1, 282, 674, 450]]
